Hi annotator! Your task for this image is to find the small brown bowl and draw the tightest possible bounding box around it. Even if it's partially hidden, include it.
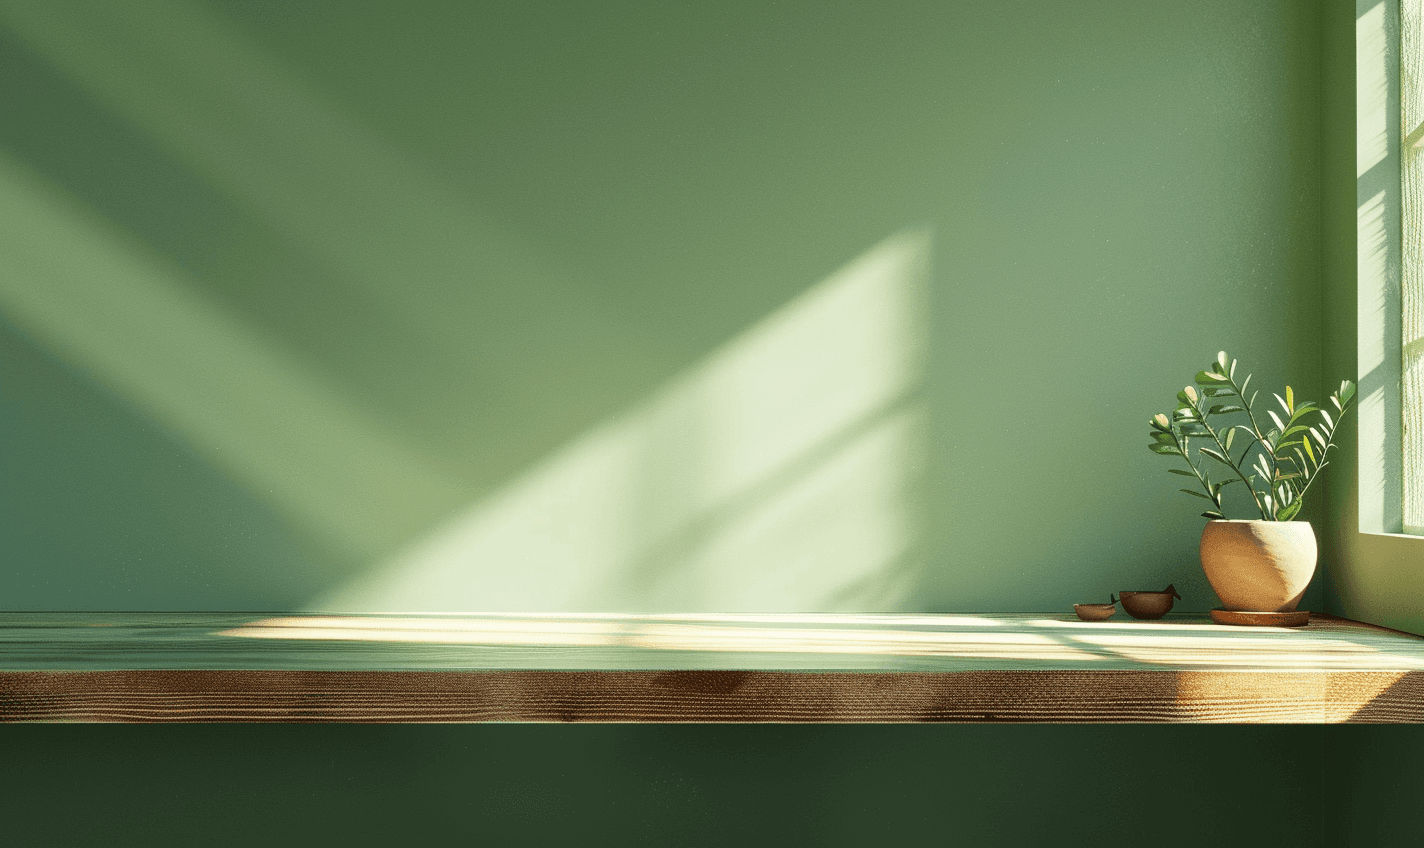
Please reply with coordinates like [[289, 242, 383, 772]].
[[1120, 584, 1180, 620], [1074, 603, 1116, 621]]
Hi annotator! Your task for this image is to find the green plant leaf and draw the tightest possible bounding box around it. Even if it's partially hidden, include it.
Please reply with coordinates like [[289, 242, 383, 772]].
[[1150, 413, 1171, 431], [1217, 351, 1230, 372], [1230, 359, 1237, 380], [1202, 510, 1226, 520], [1199, 447, 1233, 467], [1204, 387, 1235, 397], [1320, 409, 1334, 429], [1240, 374, 1252, 398], [1150, 444, 1181, 455], [1254, 455, 1272, 481], [1209, 405, 1246, 415], [1277, 500, 1303, 521], [1267, 409, 1287, 432], [1227, 424, 1257, 442], [1310, 426, 1328, 449], [1286, 385, 1294, 413], [1224, 428, 1236, 451], [1180, 488, 1214, 500], [1167, 468, 1196, 477], [1196, 370, 1230, 384], [1152, 430, 1176, 444]]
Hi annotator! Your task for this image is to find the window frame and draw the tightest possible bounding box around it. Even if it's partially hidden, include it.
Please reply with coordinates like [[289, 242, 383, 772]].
[[1403, 0, 1424, 533], [1358, 0, 1411, 538]]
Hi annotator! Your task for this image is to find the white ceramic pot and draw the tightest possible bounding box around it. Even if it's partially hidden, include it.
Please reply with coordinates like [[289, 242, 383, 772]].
[[1199, 520, 1317, 612]]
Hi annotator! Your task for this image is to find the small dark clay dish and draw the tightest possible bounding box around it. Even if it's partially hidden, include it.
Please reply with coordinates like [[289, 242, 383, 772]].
[[1073, 602, 1116, 621], [1119, 584, 1182, 620]]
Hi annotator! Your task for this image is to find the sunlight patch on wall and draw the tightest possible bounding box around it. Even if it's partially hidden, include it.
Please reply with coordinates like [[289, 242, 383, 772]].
[[1359, 2, 1391, 178], [0, 0, 646, 396], [1359, 187, 1395, 534], [308, 230, 931, 612], [0, 150, 464, 557]]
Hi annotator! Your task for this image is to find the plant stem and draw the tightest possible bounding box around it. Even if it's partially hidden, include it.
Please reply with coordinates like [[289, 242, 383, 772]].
[[1186, 394, 1269, 519], [1171, 428, 1221, 512], [1221, 374, 1278, 519], [1286, 397, 1351, 508]]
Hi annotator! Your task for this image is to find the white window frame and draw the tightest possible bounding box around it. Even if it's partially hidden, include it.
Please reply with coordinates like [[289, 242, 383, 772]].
[[1358, 0, 1412, 537], [1403, 0, 1424, 533]]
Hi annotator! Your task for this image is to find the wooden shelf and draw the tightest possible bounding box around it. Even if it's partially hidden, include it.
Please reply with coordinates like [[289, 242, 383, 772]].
[[3, 612, 1423, 722]]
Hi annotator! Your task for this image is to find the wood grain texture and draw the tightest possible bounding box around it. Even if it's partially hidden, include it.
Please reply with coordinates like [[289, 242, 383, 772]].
[[3, 613, 1424, 722], [2, 669, 1421, 723]]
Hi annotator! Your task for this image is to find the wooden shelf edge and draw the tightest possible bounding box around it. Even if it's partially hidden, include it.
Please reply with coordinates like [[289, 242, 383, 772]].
[[4, 669, 1423, 724]]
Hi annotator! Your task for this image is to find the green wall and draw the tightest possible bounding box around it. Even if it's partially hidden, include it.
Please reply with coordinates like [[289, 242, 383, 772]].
[[0, 0, 1331, 614], [0, 725, 1334, 847], [5, 722, 1424, 847]]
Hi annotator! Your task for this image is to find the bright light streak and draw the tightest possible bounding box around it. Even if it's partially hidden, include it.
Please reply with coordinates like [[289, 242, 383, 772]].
[[1023, 617, 1301, 632], [219, 614, 1099, 660], [1359, 190, 1390, 378], [214, 613, 1424, 670], [1174, 671, 1407, 721], [0, 151, 464, 556], [0, 0, 646, 376], [306, 231, 930, 612], [1069, 632, 1424, 669], [0, 0, 933, 612], [1358, 2, 1390, 177]]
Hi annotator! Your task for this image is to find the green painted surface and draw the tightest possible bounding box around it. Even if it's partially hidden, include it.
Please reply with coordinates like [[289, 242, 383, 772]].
[[1, 0, 1326, 614], [0, 724, 1329, 847]]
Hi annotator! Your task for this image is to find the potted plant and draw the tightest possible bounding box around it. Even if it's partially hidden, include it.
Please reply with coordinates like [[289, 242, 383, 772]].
[[1149, 352, 1355, 613]]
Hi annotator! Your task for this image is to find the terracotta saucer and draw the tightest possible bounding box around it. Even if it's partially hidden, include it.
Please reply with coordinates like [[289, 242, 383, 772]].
[[1209, 608, 1310, 627]]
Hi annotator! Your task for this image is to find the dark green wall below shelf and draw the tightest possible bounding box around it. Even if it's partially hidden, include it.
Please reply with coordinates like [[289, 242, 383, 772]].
[[0, 724, 1336, 848]]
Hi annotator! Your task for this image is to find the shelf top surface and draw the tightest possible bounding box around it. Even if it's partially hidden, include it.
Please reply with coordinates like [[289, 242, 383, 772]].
[[4, 611, 1424, 673]]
